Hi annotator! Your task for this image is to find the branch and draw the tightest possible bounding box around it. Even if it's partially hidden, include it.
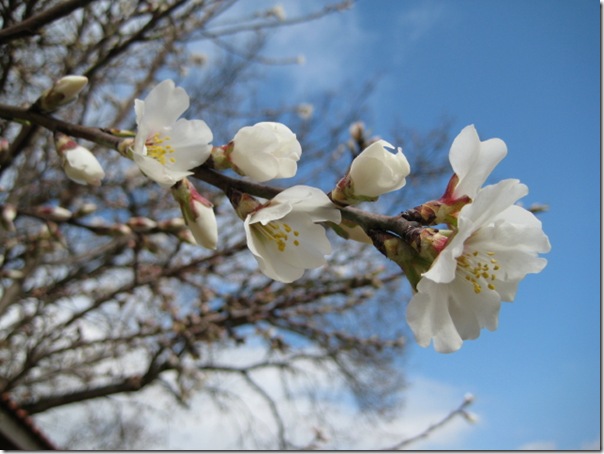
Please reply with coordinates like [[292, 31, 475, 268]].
[[20, 351, 172, 414], [384, 394, 476, 450], [0, 0, 95, 44], [0, 103, 121, 150]]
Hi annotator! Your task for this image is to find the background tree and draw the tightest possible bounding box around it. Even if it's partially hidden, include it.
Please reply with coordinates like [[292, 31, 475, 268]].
[[0, 0, 458, 449]]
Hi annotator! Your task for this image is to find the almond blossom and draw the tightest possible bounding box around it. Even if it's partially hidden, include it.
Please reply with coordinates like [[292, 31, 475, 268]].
[[54, 132, 105, 186], [401, 125, 508, 226], [332, 139, 410, 204], [132, 80, 213, 188], [237, 185, 341, 283], [445, 124, 508, 201], [171, 178, 218, 250], [406, 179, 551, 353], [225, 122, 301, 182]]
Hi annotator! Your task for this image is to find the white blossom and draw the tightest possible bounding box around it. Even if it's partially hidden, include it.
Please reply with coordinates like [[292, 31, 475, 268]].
[[448, 124, 508, 200], [406, 179, 551, 353], [349, 140, 410, 198], [132, 80, 213, 188], [172, 178, 217, 250], [243, 185, 341, 283], [39, 75, 88, 112], [229, 122, 301, 182], [62, 144, 105, 186]]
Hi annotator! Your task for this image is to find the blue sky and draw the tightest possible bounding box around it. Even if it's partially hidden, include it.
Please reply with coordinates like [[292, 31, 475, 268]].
[[254, 0, 600, 450]]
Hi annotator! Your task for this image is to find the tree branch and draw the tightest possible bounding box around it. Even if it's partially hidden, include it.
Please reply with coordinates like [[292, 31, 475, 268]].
[[0, 0, 95, 44]]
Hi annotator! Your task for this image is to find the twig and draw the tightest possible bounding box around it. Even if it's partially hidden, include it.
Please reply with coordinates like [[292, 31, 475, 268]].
[[384, 394, 475, 450]]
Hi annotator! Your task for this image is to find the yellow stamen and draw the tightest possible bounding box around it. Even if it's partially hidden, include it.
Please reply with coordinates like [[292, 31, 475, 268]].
[[146, 133, 175, 165], [256, 220, 301, 253], [456, 249, 502, 294]]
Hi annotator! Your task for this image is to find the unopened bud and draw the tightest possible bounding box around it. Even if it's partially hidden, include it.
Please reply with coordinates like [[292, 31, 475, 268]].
[[3, 269, 24, 279], [109, 224, 133, 236], [1, 204, 16, 231], [158, 218, 186, 232], [296, 103, 314, 120], [171, 178, 218, 250], [38, 75, 88, 113], [55, 133, 105, 186], [126, 216, 157, 232], [464, 392, 475, 404], [0, 138, 9, 156], [461, 410, 478, 424], [349, 121, 365, 142], [75, 203, 97, 217], [266, 4, 286, 21], [34, 205, 72, 222]]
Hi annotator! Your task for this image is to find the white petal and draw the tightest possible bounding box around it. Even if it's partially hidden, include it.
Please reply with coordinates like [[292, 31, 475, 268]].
[[448, 277, 501, 336], [133, 153, 192, 188], [244, 221, 305, 283], [138, 80, 190, 131], [189, 201, 218, 249], [407, 279, 464, 353], [450, 125, 507, 199], [459, 179, 528, 229], [63, 147, 105, 186], [164, 119, 213, 170]]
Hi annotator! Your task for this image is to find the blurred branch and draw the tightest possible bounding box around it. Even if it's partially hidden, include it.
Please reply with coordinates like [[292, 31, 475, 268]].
[[384, 394, 476, 450], [0, 0, 95, 44]]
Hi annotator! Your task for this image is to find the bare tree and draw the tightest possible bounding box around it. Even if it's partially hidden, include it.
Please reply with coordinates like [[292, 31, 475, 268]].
[[0, 0, 457, 449]]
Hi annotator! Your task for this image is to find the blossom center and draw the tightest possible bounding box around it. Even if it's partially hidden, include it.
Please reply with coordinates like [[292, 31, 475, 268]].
[[146, 132, 175, 165], [256, 221, 301, 252], [456, 249, 500, 294]]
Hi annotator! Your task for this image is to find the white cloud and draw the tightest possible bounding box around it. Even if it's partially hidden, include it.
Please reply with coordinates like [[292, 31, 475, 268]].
[[34, 345, 476, 450]]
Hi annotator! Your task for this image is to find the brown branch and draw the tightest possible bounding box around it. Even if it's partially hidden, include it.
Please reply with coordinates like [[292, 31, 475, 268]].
[[0, 103, 121, 150], [0, 0, 95, 44], [20, 349, 172, 414]]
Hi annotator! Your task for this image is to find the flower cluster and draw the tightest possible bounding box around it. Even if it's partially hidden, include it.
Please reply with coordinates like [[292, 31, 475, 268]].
[[44, 78, 549, 353], [401, 126, 551, 353]]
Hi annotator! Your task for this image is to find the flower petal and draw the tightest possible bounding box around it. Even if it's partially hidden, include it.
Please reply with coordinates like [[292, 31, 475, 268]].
[[407, 279, 464, 353], [450, 125, 507, 199], [138, 80, 190, 131], [133, 153, 192, 188]]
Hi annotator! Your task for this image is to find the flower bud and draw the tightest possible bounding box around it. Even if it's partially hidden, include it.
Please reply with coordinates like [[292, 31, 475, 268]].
[[296, 103, 314, 120], [266, 4, 286, 21], [55, 133, 105, 186], [332, 140, 410, 205], [158, 217, 187, 232], [2, 269, 24, 279], [109, 224, 133, 236], [38, 75, 88, 113], [127, 216, 157, 232], [171, 178, 218, 250], [74, 203, 97, 217], [349, 121, 365, 142], [34, 205, 72, 222], [224, 122, 302, 182], [1, 203, 16, 232]]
